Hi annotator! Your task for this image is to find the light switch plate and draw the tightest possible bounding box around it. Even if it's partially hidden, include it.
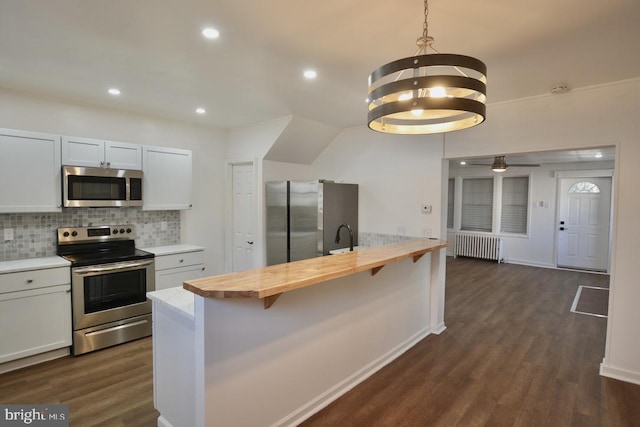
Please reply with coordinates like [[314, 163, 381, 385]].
[[4, 228, 14, 241]]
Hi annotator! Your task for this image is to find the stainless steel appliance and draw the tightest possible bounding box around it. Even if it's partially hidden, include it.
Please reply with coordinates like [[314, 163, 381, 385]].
[[56, 225, 154, 355], [62, 165, 143, 208], [266, 180, 358, 265]]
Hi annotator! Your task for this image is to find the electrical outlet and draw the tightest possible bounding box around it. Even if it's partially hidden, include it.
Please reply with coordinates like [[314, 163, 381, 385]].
[[396, 225, 407, 235], [4, 228, 14, 241], [422, 228, 432, 237]]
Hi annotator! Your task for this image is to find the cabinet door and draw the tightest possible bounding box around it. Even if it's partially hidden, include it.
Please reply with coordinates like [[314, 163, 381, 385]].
[[0, 285, 72, 364], [61, 136, 104, 167], [105, 140, 142, 170], [0, 129, 62, 212], [156, 264, 205, 291], [143, 146, 192, 210]]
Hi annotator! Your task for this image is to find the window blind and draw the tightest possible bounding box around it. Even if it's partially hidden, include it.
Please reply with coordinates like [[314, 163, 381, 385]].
[[461, 178, 493, 232], [501, 176, 529, 234]]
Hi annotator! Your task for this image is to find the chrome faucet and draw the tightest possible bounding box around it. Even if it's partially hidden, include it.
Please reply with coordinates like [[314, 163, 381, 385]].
[[334, 223, 354, 252]]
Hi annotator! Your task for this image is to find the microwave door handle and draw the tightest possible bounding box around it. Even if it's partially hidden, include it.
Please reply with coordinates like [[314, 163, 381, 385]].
[[73, 259, 154, 274]]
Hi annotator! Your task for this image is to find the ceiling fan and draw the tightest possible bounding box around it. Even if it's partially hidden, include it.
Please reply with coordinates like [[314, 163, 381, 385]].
[[466, 156, 541, 172]]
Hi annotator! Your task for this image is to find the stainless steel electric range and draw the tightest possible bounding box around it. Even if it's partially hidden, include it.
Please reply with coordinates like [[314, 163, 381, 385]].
[[56, 225, 155, 355]]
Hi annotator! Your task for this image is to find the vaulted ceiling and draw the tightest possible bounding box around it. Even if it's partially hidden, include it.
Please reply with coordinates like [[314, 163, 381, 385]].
[[1, 0, 639, 130]]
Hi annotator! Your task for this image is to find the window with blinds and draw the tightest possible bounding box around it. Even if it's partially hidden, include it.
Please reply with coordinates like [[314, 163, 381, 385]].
[[501, 176, 529, 234], [447, 178, 454, 229], [461, 178, 493, 232]]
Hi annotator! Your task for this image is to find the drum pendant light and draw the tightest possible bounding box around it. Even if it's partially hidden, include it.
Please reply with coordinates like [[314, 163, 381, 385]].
[[367, 0, 487, 134]]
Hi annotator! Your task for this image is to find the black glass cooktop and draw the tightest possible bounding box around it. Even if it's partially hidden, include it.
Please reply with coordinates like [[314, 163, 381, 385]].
[[57, 240, 154, 267]]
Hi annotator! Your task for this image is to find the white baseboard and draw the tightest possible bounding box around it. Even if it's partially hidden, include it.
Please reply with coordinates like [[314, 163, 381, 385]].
[[502, 259, 557, 269], [0, 347, 70, 374], [432, 323, 447, 334], [600, 360, 640, 386], [272, 326, 433, 427], [157, 415, 173, 427]]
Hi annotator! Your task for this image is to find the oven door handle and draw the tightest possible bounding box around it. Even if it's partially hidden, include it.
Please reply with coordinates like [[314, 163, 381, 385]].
[[73, 259, 154, 275]]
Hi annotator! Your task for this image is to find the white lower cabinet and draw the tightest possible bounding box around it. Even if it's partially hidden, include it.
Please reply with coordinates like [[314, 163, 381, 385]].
[[0, 265, 72, 364], [143, 245, 205, 291]]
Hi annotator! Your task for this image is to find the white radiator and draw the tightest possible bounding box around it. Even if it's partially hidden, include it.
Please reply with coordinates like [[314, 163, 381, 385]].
[[454, 233, 504, 263]]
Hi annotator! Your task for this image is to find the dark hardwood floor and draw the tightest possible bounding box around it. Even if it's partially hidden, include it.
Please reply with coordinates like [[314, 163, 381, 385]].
[[0, 337, 158, 426], [302, 258, 640, 427], [1, 257, 639, 426]]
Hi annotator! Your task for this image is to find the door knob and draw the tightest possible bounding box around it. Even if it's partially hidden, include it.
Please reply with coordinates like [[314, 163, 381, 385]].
[[247, 241, 254, 245], [559, 227, 566, 231]]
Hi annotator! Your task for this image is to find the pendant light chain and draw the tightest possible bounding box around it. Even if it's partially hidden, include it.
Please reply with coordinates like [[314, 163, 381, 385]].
[[423, 0, 429, 42]]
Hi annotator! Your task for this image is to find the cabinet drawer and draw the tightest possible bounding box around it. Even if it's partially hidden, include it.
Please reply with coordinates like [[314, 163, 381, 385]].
[[0, 267, 70, 294], [155, 251, 204, 271], [156, 264, 206, 291]]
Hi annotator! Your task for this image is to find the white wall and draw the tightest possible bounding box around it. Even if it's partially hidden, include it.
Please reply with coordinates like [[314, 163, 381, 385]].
[[444, 78, 640, 385], [196, 256, 433, 427], [0, 88, 228, 273], [448, 161, 614, 268], [311, 126, 445, 239]]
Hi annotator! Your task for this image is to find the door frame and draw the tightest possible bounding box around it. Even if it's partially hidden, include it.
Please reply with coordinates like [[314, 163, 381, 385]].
[[225, 159, 259, 273], [553, 169, 614, 272]]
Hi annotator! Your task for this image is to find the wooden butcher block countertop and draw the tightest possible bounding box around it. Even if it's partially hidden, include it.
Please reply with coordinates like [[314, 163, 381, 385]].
[[183, 238, 448, 308]]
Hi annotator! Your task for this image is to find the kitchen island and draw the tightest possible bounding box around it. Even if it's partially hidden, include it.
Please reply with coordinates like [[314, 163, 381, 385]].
[[148, 238, 448, 427]]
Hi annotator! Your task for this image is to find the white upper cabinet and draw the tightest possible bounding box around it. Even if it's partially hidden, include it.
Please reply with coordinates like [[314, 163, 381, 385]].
[[0, 128, 62, 212], [62, 136, 142, 170], [143, 145, 192, 210]]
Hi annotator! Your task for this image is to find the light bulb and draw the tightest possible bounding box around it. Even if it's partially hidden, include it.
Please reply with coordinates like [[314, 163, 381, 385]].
[[429, 87, 446, 97]]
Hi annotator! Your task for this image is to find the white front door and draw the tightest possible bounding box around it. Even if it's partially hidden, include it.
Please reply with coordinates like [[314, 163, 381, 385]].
[[557, 177, 612, 271], [232, 163, 255, 272]]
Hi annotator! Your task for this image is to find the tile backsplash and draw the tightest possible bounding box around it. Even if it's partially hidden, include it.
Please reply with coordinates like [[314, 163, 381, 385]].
[[0, 208, 180, 261], [359, 232, 414, 247]]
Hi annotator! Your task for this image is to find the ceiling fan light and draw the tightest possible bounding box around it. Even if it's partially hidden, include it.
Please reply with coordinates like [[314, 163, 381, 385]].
[[491, 155, 508, 172]]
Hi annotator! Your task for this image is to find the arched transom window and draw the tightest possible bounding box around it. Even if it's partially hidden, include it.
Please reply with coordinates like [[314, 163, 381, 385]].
[[569, 181, 601, 193]]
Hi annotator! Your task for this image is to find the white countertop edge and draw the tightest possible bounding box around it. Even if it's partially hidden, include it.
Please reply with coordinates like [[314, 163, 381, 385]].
[[148, 287, 195, 321], [140, 244, 205, 256], [0, 256, 71, 274]]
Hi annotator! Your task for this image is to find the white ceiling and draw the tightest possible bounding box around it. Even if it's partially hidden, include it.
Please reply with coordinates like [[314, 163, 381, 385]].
[[0, 0, 639, 130]]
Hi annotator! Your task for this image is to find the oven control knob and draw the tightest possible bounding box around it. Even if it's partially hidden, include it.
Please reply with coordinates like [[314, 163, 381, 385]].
[[113, 229, 118, 234], [71, 231, 78, 237], [63, 231, 70, 237], [120, 228, 125, 234], [126, 228, 132, 234]]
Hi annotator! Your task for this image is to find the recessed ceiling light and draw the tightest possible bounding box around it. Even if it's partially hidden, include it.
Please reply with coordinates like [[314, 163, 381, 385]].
[[108, 88, 121, 96], [303, 70, 317, 80], [202, 28, 220, 39], [195, 107, 206, 115], [595, 153, 603, 158]]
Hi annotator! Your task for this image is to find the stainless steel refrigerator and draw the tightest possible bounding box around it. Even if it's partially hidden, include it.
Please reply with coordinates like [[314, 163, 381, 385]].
[[266, 180, 358, 265]]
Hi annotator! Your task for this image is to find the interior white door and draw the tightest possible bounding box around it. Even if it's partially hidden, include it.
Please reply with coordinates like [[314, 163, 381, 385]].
[[557, 177, 612, 271], [232, 164, 255, 272]]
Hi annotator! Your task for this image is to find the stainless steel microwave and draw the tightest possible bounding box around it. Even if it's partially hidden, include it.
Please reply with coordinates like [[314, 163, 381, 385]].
[[62, 166, 143, 208]]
